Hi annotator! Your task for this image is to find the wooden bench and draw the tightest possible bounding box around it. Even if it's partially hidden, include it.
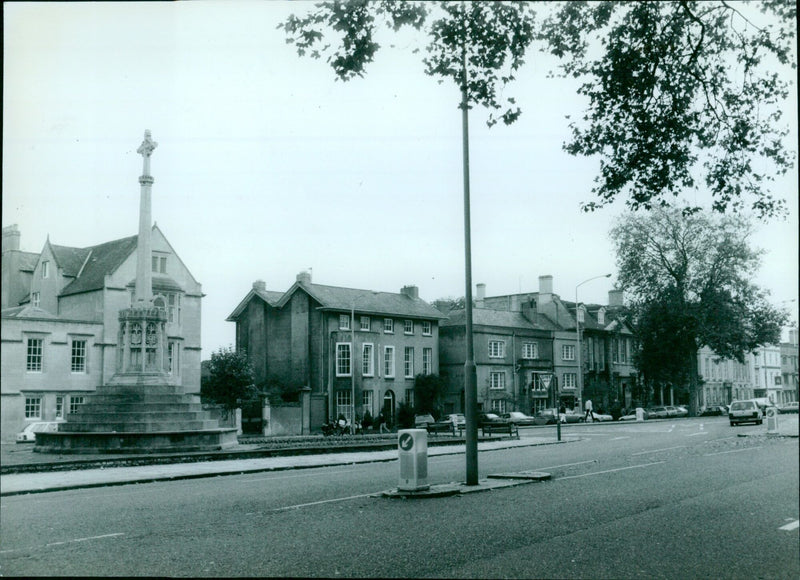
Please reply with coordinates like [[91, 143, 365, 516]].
[[425, 422, 456, 436], [481, 422, 519, 439]]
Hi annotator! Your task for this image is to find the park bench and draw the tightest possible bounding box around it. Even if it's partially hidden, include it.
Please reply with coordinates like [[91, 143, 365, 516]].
[[425, 421, 456, 436], [481, 422, 519, 439]]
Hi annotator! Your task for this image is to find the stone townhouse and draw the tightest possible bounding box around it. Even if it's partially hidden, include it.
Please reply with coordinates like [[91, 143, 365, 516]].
[[751, 344, 783, 404], [1, 225, 203, 441], [780, 329, 799, 403], [697, 345, 755, 407], [227, 272, 446, 429]]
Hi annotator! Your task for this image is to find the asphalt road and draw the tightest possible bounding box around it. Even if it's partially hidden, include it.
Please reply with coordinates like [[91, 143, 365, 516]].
[[1, 417, 797, 578]]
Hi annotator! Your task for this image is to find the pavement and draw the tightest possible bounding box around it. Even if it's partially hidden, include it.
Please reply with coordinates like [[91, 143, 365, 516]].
[[2, 415, 795, 497], [0, 435, 570, 497]]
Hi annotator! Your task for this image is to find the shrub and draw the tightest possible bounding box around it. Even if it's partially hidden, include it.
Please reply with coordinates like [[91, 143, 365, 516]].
[[397, 402, 415, 429]]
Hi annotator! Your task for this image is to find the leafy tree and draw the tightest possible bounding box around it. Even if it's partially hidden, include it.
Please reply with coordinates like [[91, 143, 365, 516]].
[[414, 373, 447, 416], [396, 401, 415, 429], [281, 0, 795, 217], [201, 346, 258, 416], [612, 208, 789, 410]]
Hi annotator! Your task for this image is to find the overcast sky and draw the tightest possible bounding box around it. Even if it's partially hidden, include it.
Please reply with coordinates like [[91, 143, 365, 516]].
[[3, 1, 798, 358]]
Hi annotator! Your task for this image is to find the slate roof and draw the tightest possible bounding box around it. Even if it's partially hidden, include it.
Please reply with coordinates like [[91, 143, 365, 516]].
[[50, 244, 91, 278], [442, 308, 557, 331], [16, 251, 39, 273], [1, 305, 59, 319], [60, 235, 138, 296]]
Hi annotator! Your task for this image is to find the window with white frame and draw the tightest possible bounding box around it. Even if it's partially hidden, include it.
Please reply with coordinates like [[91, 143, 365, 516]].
[[336, 343, 352, 376], [339, 314, 351, 330], [522, 342, 538, 359], [612, 338, 619, 363], [531, 373, 548, 392], [422, 320, 432, 336], [362, 390, 373, 416], [490, 371, 506, 390], [56, 396, 64, 419], [384, 346, 395, 377], [25, 396, 42, 419], [167, 293, 181, 324], [488, 340, 505, 358], [69, 396, 85, 414], [362, 343, 374, 376], [336, 390, 353, 423], [561, 344, 575, 361], [71, 339, 87, 373], [562, 373, 576, 389], [360, 316, 370, 331], [404, 347, 414, 378], [41, 261, 49, 278], [168, 341, 180, 375], [404, 319, 414, 334], [423, 348, 433, 374], [152, 254, 167, 274], [384, 318, 394, 333], [31, 292, 40, 307], [490, 399, 507, 413], [26, 338, 43, 372], [620, 338, 627, 363]]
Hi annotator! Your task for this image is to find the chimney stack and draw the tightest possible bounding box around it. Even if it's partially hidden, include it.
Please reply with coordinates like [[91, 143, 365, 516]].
[[608, 289, 624, 307], [253, 280, 266, 292], [538, 275, 553, 305], [2, 224, 21, 253], [296, 270, 311, 284], [400, 285, 419, 299]]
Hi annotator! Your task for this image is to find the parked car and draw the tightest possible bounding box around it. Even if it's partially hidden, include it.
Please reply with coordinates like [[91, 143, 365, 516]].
[[777, 401, 799, 414], [590, 411, 613, 422], [500, 411, 537, 426], [648, 406, 669, 419], [562, 410, 586, 423], [619, 408, 649, 421], [663, 406, 680, 418], [414, 414, 436, 428], [16, 421, 60, 443], [700, 405, 727, 416], [728, 400, 763, 426], [673, 406, 689, 417], [534, 409, 559, 425], [478, 412, 505, 426], [442, 413, 466, 427]]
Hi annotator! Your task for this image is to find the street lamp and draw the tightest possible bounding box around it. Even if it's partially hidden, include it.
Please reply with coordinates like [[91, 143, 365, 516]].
[[575, 274, 612, 420]]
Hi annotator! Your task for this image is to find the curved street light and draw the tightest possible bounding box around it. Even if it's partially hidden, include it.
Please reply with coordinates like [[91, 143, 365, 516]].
[[575, 274, 612, 420]]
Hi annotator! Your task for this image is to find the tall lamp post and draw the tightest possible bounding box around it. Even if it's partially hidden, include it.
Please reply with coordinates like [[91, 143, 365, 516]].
[[576, 274, 612, 417]]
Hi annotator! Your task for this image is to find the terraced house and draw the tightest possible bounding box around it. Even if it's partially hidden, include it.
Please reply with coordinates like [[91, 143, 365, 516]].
[[227, 272, 446, 429], [0, 224, 203, 441]]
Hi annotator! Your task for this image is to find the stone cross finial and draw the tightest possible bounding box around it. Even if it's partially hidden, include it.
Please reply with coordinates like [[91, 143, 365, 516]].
[[137, 130, 158, 157]]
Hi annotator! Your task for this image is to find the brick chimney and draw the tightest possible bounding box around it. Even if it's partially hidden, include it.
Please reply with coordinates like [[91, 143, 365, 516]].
[[296, 270, 311, 284], [2, 224, 21, 253], [400, 285, 419, 299], [253, 280, 266, 292], [608, 289, 624, 307], [476, 283, 485, 307], [538, 275, 553, 305]]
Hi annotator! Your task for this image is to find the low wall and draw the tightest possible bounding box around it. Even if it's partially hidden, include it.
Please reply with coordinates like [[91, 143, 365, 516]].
[[269, 404, 302, 436]]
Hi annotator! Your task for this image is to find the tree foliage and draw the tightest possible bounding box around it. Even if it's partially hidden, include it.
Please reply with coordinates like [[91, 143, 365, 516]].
[[613, 208, 788, 397], [414, 373, 447, 416], [280, 1, 795, 218], [201, 346, 258, 414]]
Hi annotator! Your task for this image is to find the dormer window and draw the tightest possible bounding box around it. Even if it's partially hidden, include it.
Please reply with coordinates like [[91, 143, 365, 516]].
[[152, 255, 167, 274], [597, 308, 605, 325]]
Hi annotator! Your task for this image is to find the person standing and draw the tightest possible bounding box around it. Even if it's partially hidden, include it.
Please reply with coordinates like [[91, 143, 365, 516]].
[[378, 412, 389, 433], [584, 399, 593, 422]]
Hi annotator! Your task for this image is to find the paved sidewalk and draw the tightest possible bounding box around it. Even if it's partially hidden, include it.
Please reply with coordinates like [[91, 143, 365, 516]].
[[1, 436, 570, 496]]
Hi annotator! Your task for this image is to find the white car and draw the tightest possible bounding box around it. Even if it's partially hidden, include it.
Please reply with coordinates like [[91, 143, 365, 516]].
[[590, 411, 613, 422], [729, 400, 763, 426], [16, 421, 60, 443]]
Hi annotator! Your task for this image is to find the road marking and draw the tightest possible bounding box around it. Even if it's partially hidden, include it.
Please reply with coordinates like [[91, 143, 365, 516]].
[[779, 520, 799, 531], [0, 533, 125, 554], [559, 461, 665, 481], [703, 446, 763, 457], [611, 436, 630, 441], [538, 460, 598, 470], [686, 432, 710, 437], [631, 446, 686, 456], [273, 492, 376, 511]]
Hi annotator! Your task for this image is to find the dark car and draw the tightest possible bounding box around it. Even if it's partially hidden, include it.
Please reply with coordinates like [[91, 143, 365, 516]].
[[500, 411, 537, 426], [478, 412, 508, 427], [700, 405, 727, 416], [777, 402, 799, 414], [534, 409, 559, 425]]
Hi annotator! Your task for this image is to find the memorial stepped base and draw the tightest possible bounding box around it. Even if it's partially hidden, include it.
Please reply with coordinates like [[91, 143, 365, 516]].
[[34, 380, 238, 454]]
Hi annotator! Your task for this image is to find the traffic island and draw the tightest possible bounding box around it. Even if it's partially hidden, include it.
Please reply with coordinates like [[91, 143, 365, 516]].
[[379, 472, 551, 499]]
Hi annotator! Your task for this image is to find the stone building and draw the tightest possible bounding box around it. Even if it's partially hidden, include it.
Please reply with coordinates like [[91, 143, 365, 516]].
[[227, 273, 446, 428], [1, 226, 202, 441]]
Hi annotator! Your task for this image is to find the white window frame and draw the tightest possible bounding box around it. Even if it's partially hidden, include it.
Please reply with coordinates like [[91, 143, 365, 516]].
[[422, 320, 432, 336], [167, 293, 181, 324], [336, 390, 353, 423], [488, 340, 505, 358], [384, 346, 395, 378], [25, 396, 42, 419], [404, 319, 414, 335], [423, 347, 433, 375], [55, 395, 64, 419], [522, 342, 538, 360], [562, 373, 576, 389], [360, 316, 370, 331], [362, 390, 373, 417], [362, 343, 374, 377], [339, 314, 351, 330], [336, 342, 352, 377], [26, 338, 43, 372], [31, 292, 40, 307], [41, 260, 49, 278], [168, 341, 181, 375], [384, 318, 394, 334], [562, 344, 575, 361], [71, 339, 87, 373], [490, 399, 507, 413], [404, 347, 414, 379], [490, 371, 506, 390]]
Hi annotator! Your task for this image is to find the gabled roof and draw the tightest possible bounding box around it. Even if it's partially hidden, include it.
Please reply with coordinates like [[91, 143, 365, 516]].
[[50, 244, 91, 277], [15, 251, 40, 273], [1, 305, 59, 320], [228, 281, 447, 322], [60, 235, 138, 296], [442, 308, 557, 331]]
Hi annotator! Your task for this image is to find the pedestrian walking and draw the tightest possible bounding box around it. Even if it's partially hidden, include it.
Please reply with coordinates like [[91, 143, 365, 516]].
[[584, 399, 593, 422], [378, 412, 389, 433]]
